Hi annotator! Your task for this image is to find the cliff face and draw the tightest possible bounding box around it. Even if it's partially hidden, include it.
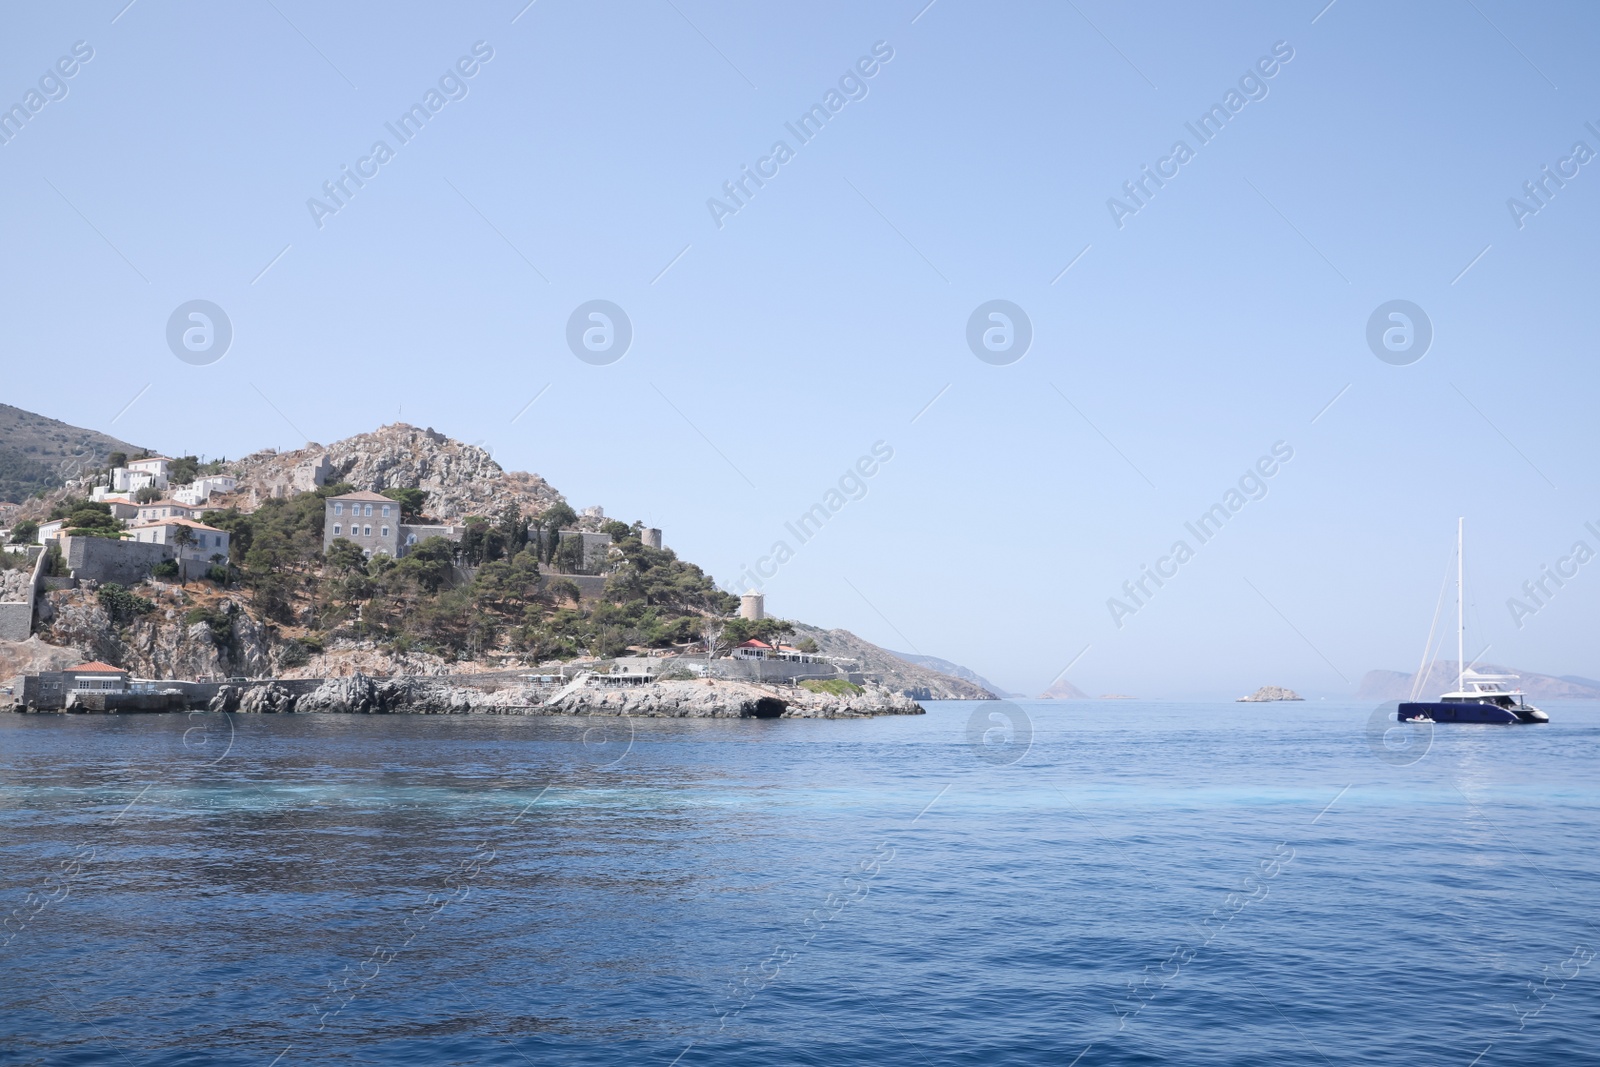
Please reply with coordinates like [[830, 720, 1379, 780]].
[[227, 424, 564, 521], [37, 586, 275, 680]]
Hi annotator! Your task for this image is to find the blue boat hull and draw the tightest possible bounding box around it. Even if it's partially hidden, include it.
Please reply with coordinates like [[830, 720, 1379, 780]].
[[1398, 702, 1540, 725]]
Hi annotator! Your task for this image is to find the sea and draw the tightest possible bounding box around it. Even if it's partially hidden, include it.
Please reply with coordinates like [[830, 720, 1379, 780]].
[[2, 700, 1597, 1067]]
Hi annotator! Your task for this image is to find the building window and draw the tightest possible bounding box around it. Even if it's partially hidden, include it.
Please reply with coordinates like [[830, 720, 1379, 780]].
[[381, 505, 390, 517], [364, 526, 371, 536], [332, 524, 341, 535], [380, 526, 389, 537], [364, 505, 372, 517], [335, 503, 343, 516]]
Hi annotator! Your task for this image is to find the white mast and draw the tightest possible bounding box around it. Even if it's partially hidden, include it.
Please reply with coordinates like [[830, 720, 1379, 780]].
[[1457, 517, 1464, 693]]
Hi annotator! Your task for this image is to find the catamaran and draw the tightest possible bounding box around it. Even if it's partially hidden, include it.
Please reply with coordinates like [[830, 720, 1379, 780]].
[[1397, 519, 1549, 726]]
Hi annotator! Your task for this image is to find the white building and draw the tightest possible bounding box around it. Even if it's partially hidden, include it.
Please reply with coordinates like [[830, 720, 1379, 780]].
[[109, 467, 166, 494], [36, 519, 65, 543], [171, 475, 237, 507], [135, 499, 205, 524], [128, 518, 229, 564], [126, 457, 171, 480]]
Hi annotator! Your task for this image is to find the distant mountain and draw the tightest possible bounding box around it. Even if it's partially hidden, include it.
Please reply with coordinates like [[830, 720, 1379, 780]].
[[1038, 676, 1092, 700], [0, 404, 142, 504], [886, 650, 1020, 698], [1359, 661, 1600, 702]]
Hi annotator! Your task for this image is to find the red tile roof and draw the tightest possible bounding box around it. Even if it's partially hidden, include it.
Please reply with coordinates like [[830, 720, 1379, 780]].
[[67, 661, 127, 674], [128, 517, 224, 533]]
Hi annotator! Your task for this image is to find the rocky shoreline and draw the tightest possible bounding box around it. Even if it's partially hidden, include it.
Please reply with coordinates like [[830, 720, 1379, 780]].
[[199, 674, 924, 719]]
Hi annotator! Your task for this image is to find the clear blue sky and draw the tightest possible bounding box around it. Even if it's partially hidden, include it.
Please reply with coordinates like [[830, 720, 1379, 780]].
[[3, 1, 1596, 699]]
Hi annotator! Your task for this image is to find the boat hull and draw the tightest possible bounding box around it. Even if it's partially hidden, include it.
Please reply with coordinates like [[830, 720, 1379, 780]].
[[1398, 702, 1544, 725]]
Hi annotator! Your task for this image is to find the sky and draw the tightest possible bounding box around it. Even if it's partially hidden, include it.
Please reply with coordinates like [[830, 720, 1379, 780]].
[[2, 1, 1597, 700]]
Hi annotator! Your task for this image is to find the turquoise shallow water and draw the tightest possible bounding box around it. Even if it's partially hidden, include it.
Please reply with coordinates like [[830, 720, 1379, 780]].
[[2, 701, 1598, 1066]]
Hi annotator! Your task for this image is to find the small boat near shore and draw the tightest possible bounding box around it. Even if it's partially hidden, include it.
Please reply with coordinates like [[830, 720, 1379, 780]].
[[1397, 519, 1548, 726]]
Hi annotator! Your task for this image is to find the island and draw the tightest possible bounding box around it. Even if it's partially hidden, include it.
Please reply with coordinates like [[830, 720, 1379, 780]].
[[0, 410, 995, 719], [1236, 686, 1304, 702]]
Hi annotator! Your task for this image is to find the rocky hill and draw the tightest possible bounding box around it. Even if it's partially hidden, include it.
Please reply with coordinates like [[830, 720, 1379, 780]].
[[887, 650, 1019, 698], [226, 424, 565, 521], [790, 624, 995, 700], [0, 407, 990, 703], [1359, 661, 1600, 702], [0, 403, 142, 504]]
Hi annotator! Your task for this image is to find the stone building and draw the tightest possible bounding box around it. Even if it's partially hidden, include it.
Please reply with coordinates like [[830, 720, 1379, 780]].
[[127, 518, 231, 567], [17, 661, 130, 710], [324, 490, 402, 557], [323, 490, 465, 558]]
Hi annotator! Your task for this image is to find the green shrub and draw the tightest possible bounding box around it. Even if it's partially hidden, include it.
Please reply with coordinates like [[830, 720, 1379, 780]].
[[275, 640, 309, 669], [99, 583, 155, 625], [799, 678, 862, 696], [184, 606, 233, 642]]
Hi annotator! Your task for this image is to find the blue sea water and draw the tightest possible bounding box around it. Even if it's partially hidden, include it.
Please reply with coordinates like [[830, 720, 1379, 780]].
[[2, 700, 1598, 1067]]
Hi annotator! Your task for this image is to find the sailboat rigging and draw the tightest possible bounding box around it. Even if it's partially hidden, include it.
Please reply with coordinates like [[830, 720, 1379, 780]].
[[1397, 519, 1549, 725]]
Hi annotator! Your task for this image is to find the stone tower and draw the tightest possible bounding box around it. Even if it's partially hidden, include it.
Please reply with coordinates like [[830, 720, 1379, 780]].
[[739, 589, 765, 621]]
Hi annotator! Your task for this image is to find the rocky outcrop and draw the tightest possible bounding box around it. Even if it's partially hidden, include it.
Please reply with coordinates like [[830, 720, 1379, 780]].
[[38, 588, 275, 681], [0, 636, 88, 689], [290, 673, 534, 714], [36, 591, 124, 667], [227, 424, 563, 522], [216, 672, 921, 718], [1237, 685, 1303, 702], [545, 678, 923, 719], [284, 641, 462, 680], [238, 683, 297, 714]]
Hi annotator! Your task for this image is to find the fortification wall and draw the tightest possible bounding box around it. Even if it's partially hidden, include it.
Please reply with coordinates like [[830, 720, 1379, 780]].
[[0, 546, 49, 642], [63, 536, 173, 586]]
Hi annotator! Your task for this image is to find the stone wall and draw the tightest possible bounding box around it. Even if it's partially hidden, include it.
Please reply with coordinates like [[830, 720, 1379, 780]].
[[672, 656, 842, 684], [0, 547, 48, 642], [63, 536, 174, 586]]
